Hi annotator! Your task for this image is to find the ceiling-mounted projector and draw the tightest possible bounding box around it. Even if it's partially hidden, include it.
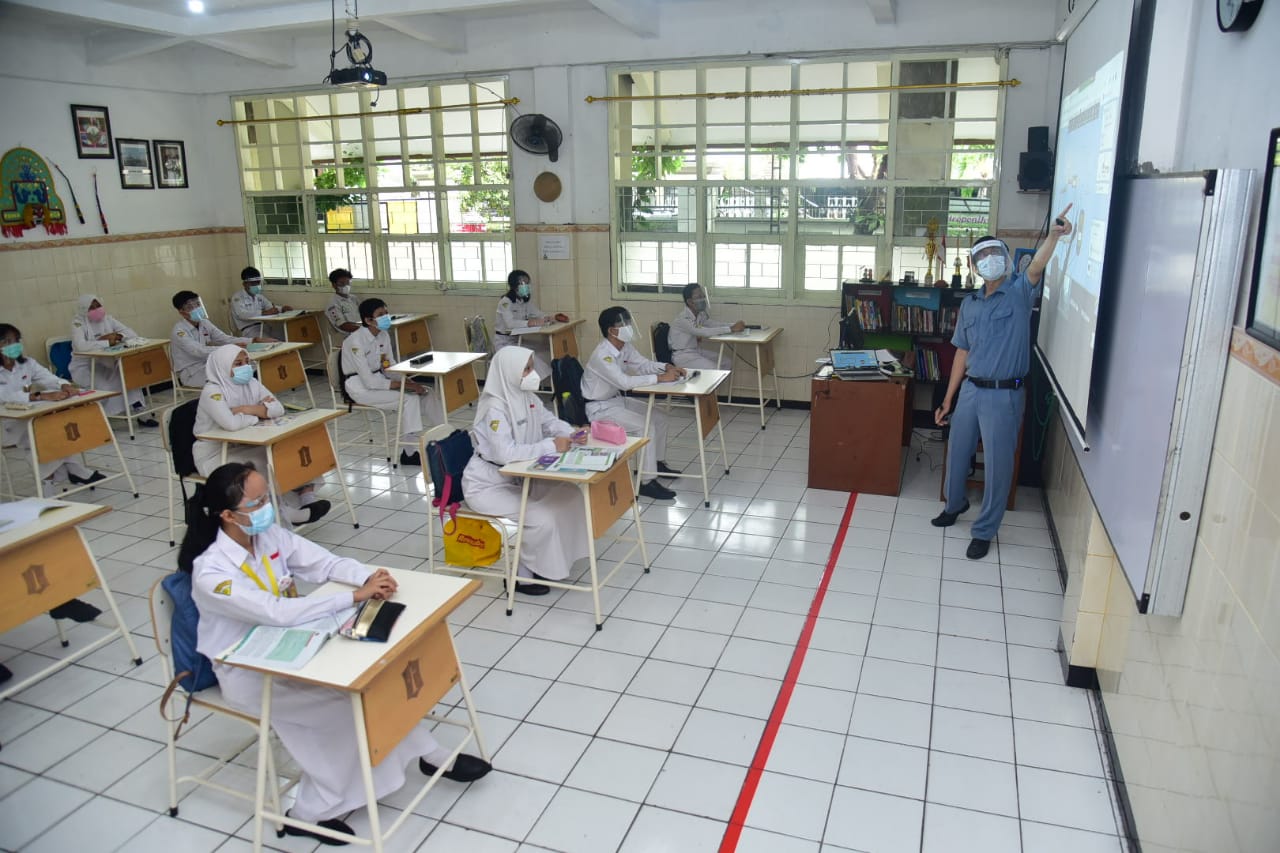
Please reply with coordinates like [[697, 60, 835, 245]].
[[329, 65, 387, 88], [325, 1, 387, 88]]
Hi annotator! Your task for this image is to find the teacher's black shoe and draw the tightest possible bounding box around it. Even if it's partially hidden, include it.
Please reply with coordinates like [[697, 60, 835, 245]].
[[283, 813, 353, 846], [68, 471, 106, 486], [137, 416, 159, 428], [305, 500, 332, 524], [655, 461, 682, 479], [639, 479, 677, 501], [966, 538, 991, 560], [49, 598, 101, 623], [420, 754, 493, 783], [399, 450, 422, 467], [931, 500, 970, 528]]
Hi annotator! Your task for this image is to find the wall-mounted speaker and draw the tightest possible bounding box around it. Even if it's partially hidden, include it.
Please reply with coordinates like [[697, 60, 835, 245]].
[[1018, 126, 1053, 191]]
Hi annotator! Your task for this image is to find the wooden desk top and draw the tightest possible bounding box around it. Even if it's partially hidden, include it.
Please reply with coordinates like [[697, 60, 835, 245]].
[[0, 500, 109, 555], [632, 368, 731, 396], [195, 408, 343, 445], [78, 338, 169, 358], [246, 309, 310, 322], [499, 436, 648, 484], [217, 570, 479, 691], [0, 389, 118, 421], [708, 327, 782, 345], [246, 341, 312, 360], [389, 313, 437, 326], [386, 351, 485, 377], [510, 318, 584, 336]]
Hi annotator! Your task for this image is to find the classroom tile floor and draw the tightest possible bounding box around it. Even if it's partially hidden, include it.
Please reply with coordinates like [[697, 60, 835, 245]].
[[0, 381, 1130, 852]]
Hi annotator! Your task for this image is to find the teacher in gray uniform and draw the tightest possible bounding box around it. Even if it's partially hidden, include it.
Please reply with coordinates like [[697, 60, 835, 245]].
[[932, 206, 1072, 559]]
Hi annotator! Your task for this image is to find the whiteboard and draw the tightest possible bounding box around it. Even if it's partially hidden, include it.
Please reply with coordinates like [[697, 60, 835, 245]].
[[1061, 170, 1252, 614]]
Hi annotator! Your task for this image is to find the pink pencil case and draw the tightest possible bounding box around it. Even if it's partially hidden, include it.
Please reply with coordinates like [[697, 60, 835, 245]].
[[590, 420, 627, 445]]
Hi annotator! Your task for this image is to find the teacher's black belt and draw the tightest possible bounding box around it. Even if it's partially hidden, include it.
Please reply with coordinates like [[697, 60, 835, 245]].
[[967, 376, 1024, 390]]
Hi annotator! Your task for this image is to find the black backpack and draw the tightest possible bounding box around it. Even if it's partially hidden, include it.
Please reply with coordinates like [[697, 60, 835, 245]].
[[168, 400, 205, 527], [652, 322, 673, 364], [426, 429, 473, 531], [551, 356, 589, 426]]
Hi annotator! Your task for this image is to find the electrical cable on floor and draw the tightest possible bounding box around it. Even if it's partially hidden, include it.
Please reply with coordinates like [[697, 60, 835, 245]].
[[912, 427, 945, 471]]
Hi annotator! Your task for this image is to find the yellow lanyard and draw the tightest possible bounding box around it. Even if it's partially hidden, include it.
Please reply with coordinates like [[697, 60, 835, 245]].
[[239, 554, 280, 598]]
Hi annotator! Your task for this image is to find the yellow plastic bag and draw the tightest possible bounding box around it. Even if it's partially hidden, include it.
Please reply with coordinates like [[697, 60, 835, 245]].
[[442, 516, 502, 567]]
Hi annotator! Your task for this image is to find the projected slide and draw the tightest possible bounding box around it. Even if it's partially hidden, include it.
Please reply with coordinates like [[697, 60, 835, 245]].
[[1038, 50, 1126, 425]]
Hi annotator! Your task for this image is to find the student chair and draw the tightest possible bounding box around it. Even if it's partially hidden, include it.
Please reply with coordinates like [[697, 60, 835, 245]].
[[419, 426, 519, 599], [45, 337, 74, 381], [149, 581, 292, 825], [162, 401, 207, 547], [325, 349, 394, 465], [461, 315, 492, 381]]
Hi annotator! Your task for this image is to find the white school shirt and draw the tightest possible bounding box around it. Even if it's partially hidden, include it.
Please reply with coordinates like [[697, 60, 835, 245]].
[[340, 326, 394, 392], [493, 297, 547, 349], [325, 293, 361, 333], [580, 338, 666, 403], [668, 306, 731, 357], [230, 291, 275, 334], [69, 314, 139, 375], [192, 377, 285, 473], [190, 525, 369, 668], [171, 320, 249, 382], [0, 357, 63, 403]]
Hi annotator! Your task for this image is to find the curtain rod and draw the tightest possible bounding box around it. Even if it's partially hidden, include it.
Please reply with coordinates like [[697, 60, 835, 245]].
[[585, 79, 1018, 103], [216, 97, 519, 126]]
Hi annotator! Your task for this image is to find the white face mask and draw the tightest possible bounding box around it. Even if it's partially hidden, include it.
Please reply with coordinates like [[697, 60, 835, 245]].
[[337, 284, 351, 296], [519, 371, 540, 391], [615, 325, 635, 343], [976, 255, 1007, 281]]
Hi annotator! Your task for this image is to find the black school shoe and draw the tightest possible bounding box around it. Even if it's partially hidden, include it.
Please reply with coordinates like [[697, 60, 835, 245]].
[[419, 753, 492, 783], [639, 479, 677, 500], [305, 500, 332, 524], [49, 598, 101, 622], [68, 471, 106, 486], [966, 538, 991, 560], [399, 450, 422, 467], [931, 499, 970, 527], [655, 461, 682, 479], [283, 813, 354, 846]]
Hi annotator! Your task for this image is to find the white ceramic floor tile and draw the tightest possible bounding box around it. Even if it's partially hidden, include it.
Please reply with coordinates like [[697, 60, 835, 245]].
[[0, 713, 106, 773], [930, 705, 1015, 763], [565, 739, 667, 803], [418, 823, 519, 852], [781, 684, 857, 734], [836, 736, 928, 799], [1017, 765, 1118, 835], [847, 694, 933, 747], [937, 634, 1009, 677], [525, 787, 639, 853], [1009, 679, 1094, 728], [1014, 718, 1106, 777], [494, 637, 580, 681], [697, 670, 782, 719], [1019, 820, 1125, 852], [921, 802, 1021, 853], [620, 805, 726, 853], [561, 647, 645, 692], [0, 776, 93, 849], [525, 682, 620, 734], [717, 636, 795, 680], [866, 624, 938, 666], [493, 722, 591, 783], [628, 658, 712, 705], [645, 753, 747, 821], [857, 655, 935, 703], [926, 751, 1019, 817], [763, 724, 845, 783], [674, 707, 767, 766], [939, 604, 1007, 642], [599, 695, 692, 751], [744, 771, 833, 841], [796, 649, 864, 692], [442, 770, 558, 840], [824, 786, 923, 853]]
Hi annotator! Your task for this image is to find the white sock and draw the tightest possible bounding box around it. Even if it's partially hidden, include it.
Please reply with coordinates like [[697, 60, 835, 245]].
[[296, 489, 319, 506]]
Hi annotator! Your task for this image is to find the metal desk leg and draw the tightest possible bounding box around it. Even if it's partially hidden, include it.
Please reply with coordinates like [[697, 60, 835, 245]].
[[449, 629, 491, 761], [637, 395, 656, 490], [118, 360, 137, 440], [506, 477, 532, 616], [624, 460, 651, 571], [581, 482, 604, 629], [755, 345, 767, 429], [250, 676, 274, 852], [351, 694, 385, 853], [693, 397, 710, 508]]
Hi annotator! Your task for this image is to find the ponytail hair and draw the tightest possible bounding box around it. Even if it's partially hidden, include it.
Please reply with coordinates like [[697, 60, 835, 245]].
[[177, 462, 255, 573]]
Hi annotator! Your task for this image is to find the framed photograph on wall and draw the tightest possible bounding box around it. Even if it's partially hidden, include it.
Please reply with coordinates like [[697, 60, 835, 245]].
[[153, 140, 188, 189], [1246, 128, 1280, 351], [1014, 247, 1035, 278], [70, 104, 114, 159], [116, 138, 154, 189]]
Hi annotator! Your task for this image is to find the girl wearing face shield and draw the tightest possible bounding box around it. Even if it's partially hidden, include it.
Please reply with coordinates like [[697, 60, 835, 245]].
[[192, 345, 330, 526], [494, 270, 554, 380], [669, 283, 744, 370], [462, 346, 590, 595], [932, 206, 1073, 560]]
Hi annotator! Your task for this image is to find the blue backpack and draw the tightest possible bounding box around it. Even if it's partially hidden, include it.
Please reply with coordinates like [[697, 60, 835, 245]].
[[161, 571, 217, 694]]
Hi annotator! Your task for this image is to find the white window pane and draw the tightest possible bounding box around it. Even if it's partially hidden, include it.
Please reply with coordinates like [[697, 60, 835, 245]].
[[483, 240, 512, 282], [715, 243, 781, 290], [324, 241, 373, 279], [450, 241, 484, 282], [622, 241, 660, 285], [387, 241, 440, 280], [254, 241, 311, 282], [803, 245, 840, 291]]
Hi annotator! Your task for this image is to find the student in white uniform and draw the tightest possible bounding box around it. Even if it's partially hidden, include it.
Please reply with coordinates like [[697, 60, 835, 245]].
[[230, 266, 292, 338], [463, 346, 590, 596], [193, 345, 330, 527], [340, 298, 437, 467], [68, 294, 156, 425], [494, 269, 555, 380], [0, 322, 105, 488], [669, 283, 743, 369], [324, 267, 361, 336], [581, 306, 682, 501], [171, 290, 272, 388], [182, 462, 490, 845]]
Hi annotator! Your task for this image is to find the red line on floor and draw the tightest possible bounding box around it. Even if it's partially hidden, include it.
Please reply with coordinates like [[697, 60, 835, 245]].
[[718, 491, 860, 853]]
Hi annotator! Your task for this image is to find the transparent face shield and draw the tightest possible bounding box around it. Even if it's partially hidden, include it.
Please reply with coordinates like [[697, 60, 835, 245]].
[[971, 240, 1012, 281], [613, 313, 640, 344], [687, 288, 710, 313]]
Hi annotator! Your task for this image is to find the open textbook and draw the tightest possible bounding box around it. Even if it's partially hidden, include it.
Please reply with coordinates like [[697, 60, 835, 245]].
[[217, 605, 357, 670]]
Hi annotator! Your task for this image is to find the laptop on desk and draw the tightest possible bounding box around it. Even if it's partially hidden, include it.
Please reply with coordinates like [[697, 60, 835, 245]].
[[829, 349, 883, 380]]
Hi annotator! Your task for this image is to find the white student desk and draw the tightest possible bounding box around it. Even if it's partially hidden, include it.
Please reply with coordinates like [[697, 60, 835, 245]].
[[388, 313, 437, 361], [194, 408, 359, 529], [510, 318, 585, 360], [499, 436, 651, 629], [631, 368, 732, 508], [224, 570, 487, 852], [385, 352, 485, 451], [0, 500, 142, 706], [0, 390, 139, 500], [246, 341, 316, 411], [245, 310, 326, 371], [709, 326, 784, 429], [81, 337, 176, 439]]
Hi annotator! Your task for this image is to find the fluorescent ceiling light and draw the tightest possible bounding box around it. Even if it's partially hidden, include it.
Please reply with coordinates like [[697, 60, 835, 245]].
[[188, 0, 205, 13]]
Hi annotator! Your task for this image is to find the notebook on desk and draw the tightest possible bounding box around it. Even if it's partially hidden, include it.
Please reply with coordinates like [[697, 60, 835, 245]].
[[829, 349, 882, 380]]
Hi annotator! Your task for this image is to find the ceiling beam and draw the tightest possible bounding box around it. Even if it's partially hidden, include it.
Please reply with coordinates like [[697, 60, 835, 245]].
[[195, 34, 297, 69], [86, 30, 189, 65], [588, 0, 659, 38], [866, 0, 896, 25], [372, 13, 467, 54]]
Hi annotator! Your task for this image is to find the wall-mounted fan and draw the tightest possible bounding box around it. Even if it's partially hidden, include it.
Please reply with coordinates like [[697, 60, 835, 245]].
[[510, 114, 563, 162]]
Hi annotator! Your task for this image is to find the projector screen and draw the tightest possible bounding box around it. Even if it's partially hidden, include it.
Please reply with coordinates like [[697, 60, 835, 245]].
[[1036, 0, 1133, 432]]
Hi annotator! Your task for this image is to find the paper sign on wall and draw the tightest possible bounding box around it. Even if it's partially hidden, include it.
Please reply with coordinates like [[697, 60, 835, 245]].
[[538, 235, 571, 260]]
